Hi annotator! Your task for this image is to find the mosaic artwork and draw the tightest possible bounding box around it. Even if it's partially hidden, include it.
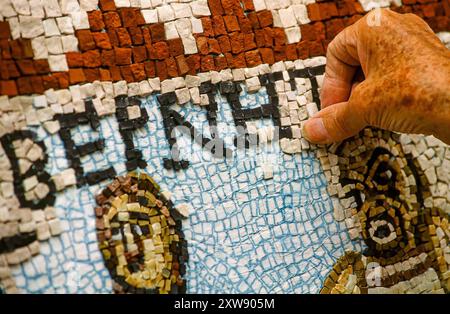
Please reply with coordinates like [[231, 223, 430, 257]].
[[95, 172, 188, 294], [319, 130, 450, 293], [0, 0, 449, 294]]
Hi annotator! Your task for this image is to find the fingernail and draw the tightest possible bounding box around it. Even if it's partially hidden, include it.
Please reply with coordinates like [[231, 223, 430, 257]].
[[302, 118, 330, 144]]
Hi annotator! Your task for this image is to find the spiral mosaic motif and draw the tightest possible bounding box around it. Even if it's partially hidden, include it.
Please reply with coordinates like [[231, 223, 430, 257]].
[[94, 172, 188, 294]]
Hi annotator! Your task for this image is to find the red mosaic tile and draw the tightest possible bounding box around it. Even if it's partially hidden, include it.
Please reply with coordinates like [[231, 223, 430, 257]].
[[257, 10, 273, 28], [237, 15, 253, 33], [42, 75, 59, 90], [243, 33, 257, 51], [176, 55, 190, 75], [286, 44, 298, 60], [155, 60, 168, 81], [16, 60, 36, 75], [76, 30, 96, 51], [212, 15, 227, 36], [208, 0, 224, 15], [120, 65, 134, 82], [88, 10, 105, 31], [83, 50, 102, 68], [132, 46, 147, 63], [0, 21, 11, 39], [241, 0, 255, 12], [54, 72, 69, 89], [129, 27, 144, 45], [149, 23, 166, 42], [1, 80, 18, 96], [69, 68, 86, 84], [166, 57, 179, 78], [116, 28, 132, 47], [101, 49, 116, 67], [67, 51, 86, 69], [30, 76, 44, 94], [217, 35, 231, 52], [34, 60, 50, 74], [152, 42, 170, 60], [114, 47, 132, 65], [103, 11, 122, 28], [214, 55, 228, 70], [247, 11, 260, 30], [223, 15, 240, 32], [196, 36, 209, 55], [144, 60, 156, 77], [109, 65, 122, 81], [200, 17, 215, 37], [130, 63, 146, 81], [17, 77, 33, 94], [93, 32, 112, 49], [119, 8, 145, 27], [84, 68, 101, 81], [99, 68, 112, 81], [186, 54, 201, 74], [201, 55, 215, 71], [229, 32, 244, 54], [99, 0, 116, 12], [168, 38, 184, 57], [208, 38, 221, 54], [244, 49, 261, 67]]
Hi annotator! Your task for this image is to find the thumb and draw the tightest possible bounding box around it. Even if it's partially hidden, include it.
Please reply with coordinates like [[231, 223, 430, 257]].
[[302, 100, 367, 144]]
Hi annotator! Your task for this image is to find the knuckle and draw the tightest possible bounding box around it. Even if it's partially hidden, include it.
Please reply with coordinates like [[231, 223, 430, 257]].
[[326, 35, 341, 58], [324, 104, 355, 141], [348, 84, 373, 123], [377, 8, 394, 19], [327, 23, 354, 55], [332, 114, 350, 137]]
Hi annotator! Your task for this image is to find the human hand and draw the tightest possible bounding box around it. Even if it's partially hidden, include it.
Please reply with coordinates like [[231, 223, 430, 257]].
[[302, 9, 450, 145]]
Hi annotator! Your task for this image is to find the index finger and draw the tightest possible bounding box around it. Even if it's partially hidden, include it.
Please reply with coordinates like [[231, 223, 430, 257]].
[[320, 19, 361, 108]]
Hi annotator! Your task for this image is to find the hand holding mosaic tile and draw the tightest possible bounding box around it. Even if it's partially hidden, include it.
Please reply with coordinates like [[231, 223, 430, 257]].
[[0, 0, 449, 295]]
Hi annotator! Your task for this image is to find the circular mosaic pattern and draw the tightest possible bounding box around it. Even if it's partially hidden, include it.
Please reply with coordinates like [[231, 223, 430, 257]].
[[94, 172, 188, 294], [320, 129, 450, 294]]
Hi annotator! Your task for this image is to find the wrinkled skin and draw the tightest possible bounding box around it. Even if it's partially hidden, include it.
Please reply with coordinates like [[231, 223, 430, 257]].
[[303, 9, 450, 145]]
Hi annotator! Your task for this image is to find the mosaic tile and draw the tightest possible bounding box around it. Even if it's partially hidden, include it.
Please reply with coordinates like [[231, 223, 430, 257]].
[[0, 0, 449, 294]]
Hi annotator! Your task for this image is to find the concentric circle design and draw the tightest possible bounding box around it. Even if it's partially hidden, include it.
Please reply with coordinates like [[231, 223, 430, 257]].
[[320, 129, 450, 294], [94, 172, 188, 294]]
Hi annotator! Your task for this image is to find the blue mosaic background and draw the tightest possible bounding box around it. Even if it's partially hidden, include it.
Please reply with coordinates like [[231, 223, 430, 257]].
[[10, 85, 362, 293]]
